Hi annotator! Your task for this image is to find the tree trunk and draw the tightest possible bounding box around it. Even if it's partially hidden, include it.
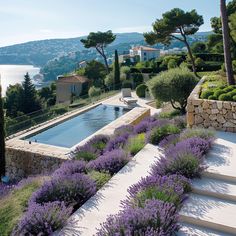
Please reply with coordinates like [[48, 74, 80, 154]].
[[0, 85, 6, 177], [221, 0, 235, 85], [184, 39, 198, 77]]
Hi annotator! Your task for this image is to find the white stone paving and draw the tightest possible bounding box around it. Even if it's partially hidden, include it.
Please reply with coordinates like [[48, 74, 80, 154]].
[[57, 144, 161, 236], [180, 131, 236, 235]]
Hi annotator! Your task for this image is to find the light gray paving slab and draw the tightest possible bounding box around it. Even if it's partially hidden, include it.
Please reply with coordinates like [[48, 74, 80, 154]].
[[180, 194, 236, 235], [192, 177, 236, 202], [57, 144, 161, 236], [178, 223, 232, 236], [203, 131, 236, 182]]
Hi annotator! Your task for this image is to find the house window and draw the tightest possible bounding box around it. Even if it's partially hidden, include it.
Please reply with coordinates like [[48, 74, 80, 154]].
[[144, 57, 147, 61], [144, 52, 147, 56]]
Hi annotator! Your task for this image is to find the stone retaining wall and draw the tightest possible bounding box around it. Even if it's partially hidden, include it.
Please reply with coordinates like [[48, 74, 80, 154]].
[[6, 107, 150, 180], [187, 77, 236, 132]]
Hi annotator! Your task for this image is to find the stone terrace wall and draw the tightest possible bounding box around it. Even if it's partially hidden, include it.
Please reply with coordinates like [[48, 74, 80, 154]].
[[187, 77, 236, 132]]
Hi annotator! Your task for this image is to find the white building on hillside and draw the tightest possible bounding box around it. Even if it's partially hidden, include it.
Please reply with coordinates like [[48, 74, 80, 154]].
[[129, 46, 160, 62]]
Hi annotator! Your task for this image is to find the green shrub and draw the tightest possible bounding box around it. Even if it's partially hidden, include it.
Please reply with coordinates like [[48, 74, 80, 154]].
[[88, 86, 101, 97], [233, 95, 236, 102], [159, 110, 181, 119], [213, 89, 225, 98], [180, 128, 215, 141], [122, 80, 133, 89], [218, 93, 232, 101], [148, 68, 198, 114], [200, 90, 214, 99], [87, 171, 111, 189], [223, 87, 234, 93], [52, 106, 68, 115], [131, 73, 144, 87], [136, 84, 148, 98], [208, 95, 217, 100], [126, 133, 146, 156], [135, 186, 181, 208], [149, 124, 180, 145], [167, 59, 178, 69], [75, 151, 97, 161]]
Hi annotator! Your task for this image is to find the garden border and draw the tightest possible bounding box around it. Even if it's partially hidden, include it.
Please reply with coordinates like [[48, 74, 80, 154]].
[[187, 76, 236, 132]]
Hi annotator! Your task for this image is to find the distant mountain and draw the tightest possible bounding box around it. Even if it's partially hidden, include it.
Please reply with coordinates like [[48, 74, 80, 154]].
[[0, 32, 212, 67], [0, 33, 146, 67]]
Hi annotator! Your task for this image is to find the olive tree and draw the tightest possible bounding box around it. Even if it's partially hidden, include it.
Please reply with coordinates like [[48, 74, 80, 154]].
[[148, 68, 198, 114]]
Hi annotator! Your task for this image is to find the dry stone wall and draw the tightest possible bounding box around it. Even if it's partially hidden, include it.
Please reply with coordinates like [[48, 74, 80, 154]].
[[187, 77, 236, 132]]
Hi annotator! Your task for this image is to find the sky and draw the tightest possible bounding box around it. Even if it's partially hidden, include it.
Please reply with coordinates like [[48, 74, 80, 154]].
[[0, 0, 230, 47]]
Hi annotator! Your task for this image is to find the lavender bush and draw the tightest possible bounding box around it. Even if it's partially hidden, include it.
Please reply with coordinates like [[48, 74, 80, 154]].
[[30, 173, 96, 209], [96, 199, 179, 236], [180, 128, 215, 141], [152, 148, 204, 179], [87, 149, 129, 175], [14, 201, 72, 235], [53, 160, 87, 177], [104, 134, 129, 152], [124, 175, 189, 208], [133, 121, 150, 134], [159, 134, 180, 149]]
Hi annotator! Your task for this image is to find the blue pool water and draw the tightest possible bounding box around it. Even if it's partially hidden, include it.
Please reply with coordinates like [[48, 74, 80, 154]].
[[25, 105, 129, 148]]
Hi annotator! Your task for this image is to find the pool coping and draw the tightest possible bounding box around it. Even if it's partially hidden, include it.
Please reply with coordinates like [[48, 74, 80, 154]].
[[6, 106, 151, 159]]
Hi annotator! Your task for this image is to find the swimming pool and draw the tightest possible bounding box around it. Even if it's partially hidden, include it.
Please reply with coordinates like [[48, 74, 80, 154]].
[[25, 105, 129, 148]]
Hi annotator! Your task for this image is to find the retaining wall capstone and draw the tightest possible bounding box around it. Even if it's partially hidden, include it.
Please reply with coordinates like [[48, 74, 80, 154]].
[[187, 77, 236, 132]]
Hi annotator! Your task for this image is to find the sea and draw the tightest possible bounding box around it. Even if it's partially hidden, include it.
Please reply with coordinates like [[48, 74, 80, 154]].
[[0, 65, 41, 96]]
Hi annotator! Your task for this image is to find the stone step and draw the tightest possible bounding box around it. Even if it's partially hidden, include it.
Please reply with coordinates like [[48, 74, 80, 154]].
[[57, 144, 161, 236], [180, 194, 236, 235], [178, 223, 232, 236], [192, 177, 236, 202], [203, 132, 236, 183]]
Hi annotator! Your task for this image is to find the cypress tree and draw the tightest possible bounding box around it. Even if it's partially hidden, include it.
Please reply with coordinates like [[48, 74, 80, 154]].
[[114, 50, 120, 90], [21, 72, 41, 114], [0, 84, 6, 177]]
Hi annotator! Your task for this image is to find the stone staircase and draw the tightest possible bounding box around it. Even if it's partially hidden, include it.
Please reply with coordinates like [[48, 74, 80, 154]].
[[178, 131, 236, 236]]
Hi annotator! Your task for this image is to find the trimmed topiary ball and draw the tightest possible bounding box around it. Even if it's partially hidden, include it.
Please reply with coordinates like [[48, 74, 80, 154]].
[[233, 95, 236, 102], [200, 90, 214, 99], [136, 84, 148, 98], [213, 89, 225, 98], [218, 93, 232, 101], [208, 95, 217, 100]]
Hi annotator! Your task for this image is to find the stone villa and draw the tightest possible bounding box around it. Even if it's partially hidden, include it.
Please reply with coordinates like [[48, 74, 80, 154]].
[[56, 74, 89, 104]]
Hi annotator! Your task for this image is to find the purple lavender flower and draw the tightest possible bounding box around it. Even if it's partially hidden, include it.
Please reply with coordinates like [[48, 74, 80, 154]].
[[151, 146, 204, 179], [159, 134, 180, 149], [30, 173, 96, 209], [87, 149, 130, 175], [123, 174, 189, 208], [104, 134, 129, 152], [96, 199, 179, 236], [53, 160, 87, 177], [14, 201, 72, 235], [133, 121, 150, 134], [0, 182, 15, 199]]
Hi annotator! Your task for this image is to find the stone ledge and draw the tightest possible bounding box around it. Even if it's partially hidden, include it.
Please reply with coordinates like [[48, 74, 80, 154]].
[[187, 77, 236, 132]]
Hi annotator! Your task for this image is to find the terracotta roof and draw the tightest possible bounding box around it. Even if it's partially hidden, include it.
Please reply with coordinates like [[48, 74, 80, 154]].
[[131, 46, 159, 51], [57, 75, 88, 83]]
